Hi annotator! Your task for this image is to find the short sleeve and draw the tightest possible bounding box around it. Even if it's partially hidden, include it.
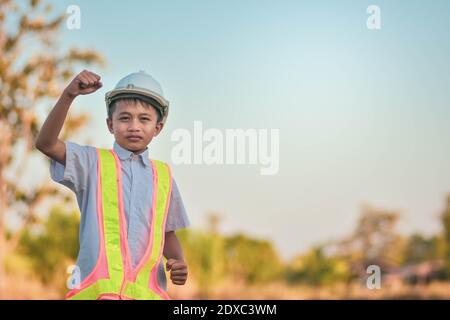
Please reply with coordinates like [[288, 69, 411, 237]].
[[50, 141, 97, 193], [165, 178, 191, 232]]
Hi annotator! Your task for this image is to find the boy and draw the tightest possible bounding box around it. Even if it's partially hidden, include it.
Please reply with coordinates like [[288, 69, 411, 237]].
[[36, 70, 190, 300]]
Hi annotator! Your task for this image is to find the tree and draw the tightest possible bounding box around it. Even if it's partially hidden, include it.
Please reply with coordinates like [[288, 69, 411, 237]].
[[441, 195, 450, 276], [19, 205, 79, 294], [224, 234, 283, 284], [176, 212, 283, 297], [176, 228, 226, 299], [286, 246, 350, 286], [337, 204, 404, 269], [179, 212, 228, 298], [403, 233, 445, 265], [0, 0, 103, 296]]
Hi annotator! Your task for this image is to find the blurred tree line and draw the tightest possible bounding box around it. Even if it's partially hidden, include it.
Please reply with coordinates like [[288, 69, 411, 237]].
[[11, 209, 286, 298], [176, 213, 284, 298], [7, 194, 450, 298], [285, 198, 450, 287]]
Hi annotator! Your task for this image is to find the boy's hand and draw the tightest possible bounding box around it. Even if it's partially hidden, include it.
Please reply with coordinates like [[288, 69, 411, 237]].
[[64, 70, 102, 98], [166, 259, 188, 285]]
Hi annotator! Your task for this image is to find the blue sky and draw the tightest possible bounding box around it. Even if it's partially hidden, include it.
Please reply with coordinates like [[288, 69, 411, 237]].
[[25, 0, 450, 260]]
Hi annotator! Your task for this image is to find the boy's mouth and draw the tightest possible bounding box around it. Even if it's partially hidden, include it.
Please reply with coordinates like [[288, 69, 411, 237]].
[[126, 135, 142, 142]]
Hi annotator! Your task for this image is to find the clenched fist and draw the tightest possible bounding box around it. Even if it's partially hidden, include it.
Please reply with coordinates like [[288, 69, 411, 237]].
[[166, 259, 188, 285], [64, 69, 102, 98]]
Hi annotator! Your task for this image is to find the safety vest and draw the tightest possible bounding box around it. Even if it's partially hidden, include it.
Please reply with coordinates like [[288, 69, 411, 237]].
[[66, 148, 172, 300]]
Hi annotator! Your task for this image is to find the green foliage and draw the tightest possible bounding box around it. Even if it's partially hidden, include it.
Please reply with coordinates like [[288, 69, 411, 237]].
[[441, 195, 450, 276], [403, 233, 445, 265], [176, 228, 225, 298], [224, 234, 283, 284], [286, 246, 351, 286], [19, 206, 79, 286], [177, 228, 282, 296]]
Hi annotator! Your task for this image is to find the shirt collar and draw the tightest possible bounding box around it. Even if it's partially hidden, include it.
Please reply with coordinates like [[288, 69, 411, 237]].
[[113, 141, 151, 167]]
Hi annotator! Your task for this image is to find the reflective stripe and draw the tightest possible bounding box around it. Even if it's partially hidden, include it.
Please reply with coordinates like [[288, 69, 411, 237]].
[[69, 279, 117, 300], [123, 160, 172, 300], [66, 149, 110, 299], [149, 160, 172, 300], [67, 149, 172, 300], [68, 149, 123, 299], [100, 149, 126, 289]]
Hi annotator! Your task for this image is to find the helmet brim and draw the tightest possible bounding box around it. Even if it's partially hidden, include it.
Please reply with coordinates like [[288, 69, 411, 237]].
[[105, 88, 169, 122]]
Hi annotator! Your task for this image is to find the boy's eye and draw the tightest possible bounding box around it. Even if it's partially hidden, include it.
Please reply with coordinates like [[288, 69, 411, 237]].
[[118, 116, 150, 121]]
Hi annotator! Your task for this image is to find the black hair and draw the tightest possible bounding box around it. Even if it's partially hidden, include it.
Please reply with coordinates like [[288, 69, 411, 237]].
[[108, 98, 163, 122]]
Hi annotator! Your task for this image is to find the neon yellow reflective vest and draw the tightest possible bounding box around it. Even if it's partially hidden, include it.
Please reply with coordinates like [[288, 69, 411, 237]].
[[66, 148, 172, 300]]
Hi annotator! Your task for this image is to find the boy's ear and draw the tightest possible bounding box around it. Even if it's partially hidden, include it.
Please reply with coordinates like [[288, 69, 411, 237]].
[[153, 122, 164, 137], [106, 118, 114, 133]]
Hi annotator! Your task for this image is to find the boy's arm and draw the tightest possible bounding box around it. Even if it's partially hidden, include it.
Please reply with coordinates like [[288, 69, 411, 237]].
[[163, 231, 185, 261], [35, 70, 102, 165], [164, 231, 188, 285], [35, 92, 74, 165]]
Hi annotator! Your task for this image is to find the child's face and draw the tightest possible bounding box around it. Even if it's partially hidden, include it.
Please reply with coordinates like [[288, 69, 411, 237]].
[[106, 99, 163, 153]]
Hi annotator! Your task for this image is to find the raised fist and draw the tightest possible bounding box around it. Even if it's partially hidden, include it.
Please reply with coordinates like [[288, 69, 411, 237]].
[[64, 69, 102, 98]]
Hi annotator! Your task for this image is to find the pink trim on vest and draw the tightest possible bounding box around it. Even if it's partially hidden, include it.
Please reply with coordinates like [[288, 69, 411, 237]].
[[149, 162, 172, 300], [65, 149, 110, 299], [97, 293, 120, 300]]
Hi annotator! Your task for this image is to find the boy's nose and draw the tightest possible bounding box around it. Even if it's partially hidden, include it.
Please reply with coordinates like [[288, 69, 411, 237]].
[[128, 127, 141, 132], [128, 119, 142, 131]]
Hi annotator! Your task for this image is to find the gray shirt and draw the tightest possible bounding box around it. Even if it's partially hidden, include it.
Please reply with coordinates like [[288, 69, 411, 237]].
[[50, 141, 190, 291]]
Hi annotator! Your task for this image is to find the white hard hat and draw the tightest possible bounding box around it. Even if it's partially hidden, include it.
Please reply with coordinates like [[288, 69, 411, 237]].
[[105, 70, 170, 124]]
